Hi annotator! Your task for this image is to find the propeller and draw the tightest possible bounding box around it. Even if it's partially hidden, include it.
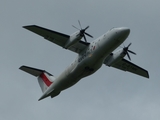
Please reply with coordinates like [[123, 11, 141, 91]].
[[72, 20, 93, 42], [123, 43, 136, 61]]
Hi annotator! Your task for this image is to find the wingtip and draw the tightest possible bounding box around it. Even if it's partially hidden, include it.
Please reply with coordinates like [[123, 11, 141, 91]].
[[22, 26, 27, 28], [19, 65, 24, 70], [22, 25, 30, 29], [146, 72, 150, 79], [22, 25, 37, 29], [143, 71, 149, 79]]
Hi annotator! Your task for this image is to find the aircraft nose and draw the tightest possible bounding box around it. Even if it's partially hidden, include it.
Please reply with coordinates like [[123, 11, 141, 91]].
[[113, 27, 130, 42], [119, 27, 130, 36]]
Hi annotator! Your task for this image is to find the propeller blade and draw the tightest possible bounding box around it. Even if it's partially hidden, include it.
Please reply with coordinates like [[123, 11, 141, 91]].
[[128, 50, 136, 55], [84, 26, 89, 30], [84, 32, 93, 38], [78, 20, 82, 29], [72, 25, 80, 30], [123, 43, 136, 61], [126, 52, 131, 61], [127, 43, 132, 48], [72, 20, 93, 42], [83, 35, 87, 42]]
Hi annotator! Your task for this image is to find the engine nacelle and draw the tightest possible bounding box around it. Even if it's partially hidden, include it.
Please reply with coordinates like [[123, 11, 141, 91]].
[[104, 49, 125, 66], [64, 31, 82, 49]]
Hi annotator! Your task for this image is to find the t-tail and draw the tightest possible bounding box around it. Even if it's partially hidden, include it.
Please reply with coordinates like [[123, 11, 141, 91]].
[[19, 66, 55, 100]]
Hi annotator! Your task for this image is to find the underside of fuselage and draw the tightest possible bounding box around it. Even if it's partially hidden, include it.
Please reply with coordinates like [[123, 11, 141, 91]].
[[53, 28, 130, 91], [57, 61, 103, 91]]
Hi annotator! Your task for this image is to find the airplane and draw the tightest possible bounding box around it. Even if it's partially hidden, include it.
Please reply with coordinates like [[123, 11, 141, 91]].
[[20, 21, 149, 101]]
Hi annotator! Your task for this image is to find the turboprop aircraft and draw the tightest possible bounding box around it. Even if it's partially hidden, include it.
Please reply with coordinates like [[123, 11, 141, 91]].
[[20, 21, 149, 101]]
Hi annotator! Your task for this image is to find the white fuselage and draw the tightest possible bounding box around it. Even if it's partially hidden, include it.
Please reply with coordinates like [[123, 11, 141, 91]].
[[42, 27, 130, 98]]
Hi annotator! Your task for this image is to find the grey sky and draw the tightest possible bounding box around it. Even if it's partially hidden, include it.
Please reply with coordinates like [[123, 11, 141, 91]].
[[1, 0, 160, 120]]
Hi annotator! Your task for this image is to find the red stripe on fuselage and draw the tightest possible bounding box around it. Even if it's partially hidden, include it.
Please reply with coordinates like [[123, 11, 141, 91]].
[[40, 73, 52, 87]]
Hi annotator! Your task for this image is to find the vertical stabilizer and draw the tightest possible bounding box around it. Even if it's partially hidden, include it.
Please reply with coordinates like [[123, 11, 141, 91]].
[[38, 72, 53, 92]]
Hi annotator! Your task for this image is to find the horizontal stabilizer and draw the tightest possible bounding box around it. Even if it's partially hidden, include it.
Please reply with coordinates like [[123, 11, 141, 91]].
[[19, 66, 53, 77]]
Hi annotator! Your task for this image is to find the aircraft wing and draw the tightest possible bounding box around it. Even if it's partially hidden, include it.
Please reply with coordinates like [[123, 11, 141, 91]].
[[104, 58, 149, 78], [23, 25, 89, 53]]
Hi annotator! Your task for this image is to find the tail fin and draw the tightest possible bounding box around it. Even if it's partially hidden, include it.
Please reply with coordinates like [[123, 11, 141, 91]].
[[19, 66, 54, 93]]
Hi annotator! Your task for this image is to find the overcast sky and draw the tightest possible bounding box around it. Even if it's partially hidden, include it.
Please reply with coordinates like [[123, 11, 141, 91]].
[[1, 0, 160, 120]]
